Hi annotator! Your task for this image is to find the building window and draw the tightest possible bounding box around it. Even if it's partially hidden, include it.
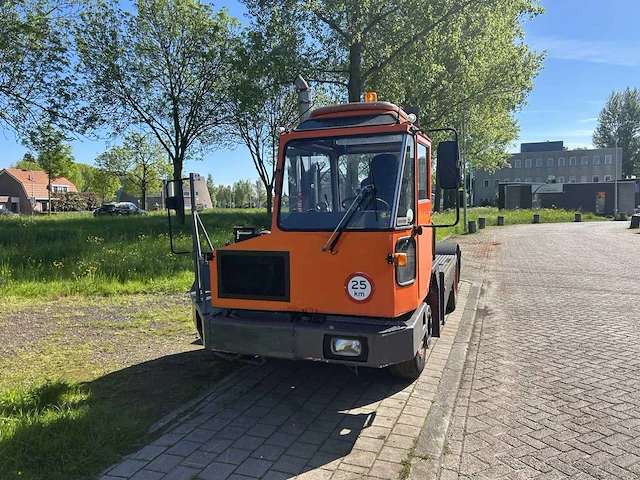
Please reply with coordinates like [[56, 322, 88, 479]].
[[593, 155, 600, 165], [484, 179, 489, 187], [569, 157, 577, 166], [547, 158, 554, 167], [52, 186, 68, 193], [524, 178, 531, 183], [604, 175, 612, 181], [535, 177, 542, 183], [557, 176, 565, 183], [592, 175, 599, 182], [525, 158, 532, 168], [514, 178, 521, 182], [581, 156, 589, 165], [604, 155, 612, 164], [494, 179, 499, 187], [536, 158, 543, 167], [514, 159, 521, 168], [569, 176, 576, 183], [581, 175, 588, 183], [558, 157, 565, 166]]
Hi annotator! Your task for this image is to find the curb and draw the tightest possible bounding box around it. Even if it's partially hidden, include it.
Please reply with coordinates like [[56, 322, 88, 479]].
[[409, 280, 483, 479]]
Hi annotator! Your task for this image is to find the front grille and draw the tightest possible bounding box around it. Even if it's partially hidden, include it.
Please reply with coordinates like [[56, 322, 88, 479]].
[[217, 251, 290, 301]]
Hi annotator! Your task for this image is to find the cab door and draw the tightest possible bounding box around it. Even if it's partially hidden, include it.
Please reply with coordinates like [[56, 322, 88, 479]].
[[416, 140, 433, 298]]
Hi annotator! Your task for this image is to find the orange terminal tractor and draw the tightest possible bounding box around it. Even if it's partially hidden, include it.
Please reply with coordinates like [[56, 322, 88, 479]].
[[166, 78, 462, 378]]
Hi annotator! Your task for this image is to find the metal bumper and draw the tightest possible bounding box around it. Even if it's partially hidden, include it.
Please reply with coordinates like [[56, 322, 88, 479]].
[[195, 301, 429, 369]]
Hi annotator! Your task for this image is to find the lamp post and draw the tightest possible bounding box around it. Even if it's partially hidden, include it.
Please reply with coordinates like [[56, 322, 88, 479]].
[[614, 138, 618, 217]]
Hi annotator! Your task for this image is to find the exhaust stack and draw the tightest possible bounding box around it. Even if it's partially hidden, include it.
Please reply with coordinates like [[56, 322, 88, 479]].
[[294, 75, 312, 122]]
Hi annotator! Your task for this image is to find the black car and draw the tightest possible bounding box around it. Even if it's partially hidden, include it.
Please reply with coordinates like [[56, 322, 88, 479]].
[[93, 204, 118, 216], [114, 202, 148, 216]]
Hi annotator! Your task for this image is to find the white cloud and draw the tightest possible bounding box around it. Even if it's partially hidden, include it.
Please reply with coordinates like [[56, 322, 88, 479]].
[[529, 36, 640, 67], [577, 117, 598, 123]]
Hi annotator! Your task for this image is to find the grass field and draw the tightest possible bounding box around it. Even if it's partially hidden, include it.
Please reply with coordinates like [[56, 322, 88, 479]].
[[0, 206, 607, 479], [0, 209, 270, 298]]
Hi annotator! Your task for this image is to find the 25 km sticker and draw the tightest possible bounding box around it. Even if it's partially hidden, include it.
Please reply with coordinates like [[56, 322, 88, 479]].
[[344, 273, 375, 304]]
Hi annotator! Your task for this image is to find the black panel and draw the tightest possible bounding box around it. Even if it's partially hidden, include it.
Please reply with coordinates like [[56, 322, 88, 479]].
[[217, 251, 290, 301], [295, 114, 397, 131], [395, 236, 416, 286]]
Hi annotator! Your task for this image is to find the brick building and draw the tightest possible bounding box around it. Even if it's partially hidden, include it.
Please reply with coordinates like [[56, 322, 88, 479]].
[[0, 168, 77, 214]]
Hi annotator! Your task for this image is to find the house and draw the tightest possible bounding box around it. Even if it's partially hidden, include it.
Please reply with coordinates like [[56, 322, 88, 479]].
[[0, 168, 78, 214]]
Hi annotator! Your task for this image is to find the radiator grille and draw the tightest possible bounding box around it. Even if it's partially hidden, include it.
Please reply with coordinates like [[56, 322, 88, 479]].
[[217, 251, 290, 301]]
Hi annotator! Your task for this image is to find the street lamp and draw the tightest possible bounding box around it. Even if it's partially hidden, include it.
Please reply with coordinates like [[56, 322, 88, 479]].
[[614, 138, 618, 217]]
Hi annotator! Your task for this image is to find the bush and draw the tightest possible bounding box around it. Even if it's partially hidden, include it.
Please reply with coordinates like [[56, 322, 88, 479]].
[[52, 192, 101, 211]]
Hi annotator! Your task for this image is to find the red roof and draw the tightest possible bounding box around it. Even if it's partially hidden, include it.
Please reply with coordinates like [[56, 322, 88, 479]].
[[1, 168, 78, 199]]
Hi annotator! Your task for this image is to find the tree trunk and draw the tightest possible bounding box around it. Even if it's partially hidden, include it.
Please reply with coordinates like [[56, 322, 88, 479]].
[[141, 185, 146, 210], [48, 176, 52, 215], [434, 184, 441, 212], [173, 161, 185, 225], [348, 41, 363, 102], [266, 185, 273, 217]]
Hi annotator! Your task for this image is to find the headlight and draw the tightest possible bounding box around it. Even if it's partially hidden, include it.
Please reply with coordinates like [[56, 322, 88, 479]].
[[330, 338, 362, 357]]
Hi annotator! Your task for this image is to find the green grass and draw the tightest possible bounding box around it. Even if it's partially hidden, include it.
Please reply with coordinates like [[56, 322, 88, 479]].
[[0, 296, 233, 480], [0, 209, 270, 298], [433, 207, 607, 240]]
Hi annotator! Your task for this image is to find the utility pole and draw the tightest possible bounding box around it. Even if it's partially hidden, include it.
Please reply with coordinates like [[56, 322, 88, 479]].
[[462, 115, 468, 232], [614, 138, 619, 217]]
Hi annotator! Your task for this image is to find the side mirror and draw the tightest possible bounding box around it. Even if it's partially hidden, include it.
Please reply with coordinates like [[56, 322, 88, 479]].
[[437, 141, 461, 190]]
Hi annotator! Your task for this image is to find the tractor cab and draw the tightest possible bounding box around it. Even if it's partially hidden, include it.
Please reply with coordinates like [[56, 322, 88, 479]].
[[166, 89, 462, 378]]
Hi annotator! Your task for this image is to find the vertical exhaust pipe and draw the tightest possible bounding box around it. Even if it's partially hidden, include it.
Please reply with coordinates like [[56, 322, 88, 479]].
[[294, 75, 312, 122]]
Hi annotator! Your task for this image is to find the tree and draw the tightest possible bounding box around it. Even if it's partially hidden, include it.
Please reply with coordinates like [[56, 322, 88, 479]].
[[28, 124, 74, 214], [95, 133, 170, 206], [76, 0, 240, 223], [88, 168, 120, 203], [245, 0, 543, 171], [227, 27, 301, 215], [592, 87, 640, 177], [11, 153, 42, 171], [215, 184, 233, 207], [0, 0, 79, 137], [232, 179, 253, 207], [253, 179, 266, 208], [206, 173, 217, 206]]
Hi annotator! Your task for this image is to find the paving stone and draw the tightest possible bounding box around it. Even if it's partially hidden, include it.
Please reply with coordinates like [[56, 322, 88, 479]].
[[198, 461, 237, 480], [285, 442, 320, 459], [232, 435, 265, 451], [165, 440, 201, 457], [234, 457, 273, 477], [216, 447, 252, 465], [200, 437, 234, 454], [369, 459, 402, 479], [130, 445, 166, 461], [246, 423, 278, 438], [264, 431, 297, 448], [162, 465, 201, 480], [145, 454, 184, 473], [251, 444, 286, 462], [180, 450, 218, 469], [129, 470, 164, 480]]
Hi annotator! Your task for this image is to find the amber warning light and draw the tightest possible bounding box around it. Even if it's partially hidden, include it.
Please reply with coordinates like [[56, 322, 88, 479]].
[[364, 92, 377, 102]]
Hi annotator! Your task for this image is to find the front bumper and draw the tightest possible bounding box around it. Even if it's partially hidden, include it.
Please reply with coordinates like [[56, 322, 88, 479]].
[[194, 301, 429, 369]]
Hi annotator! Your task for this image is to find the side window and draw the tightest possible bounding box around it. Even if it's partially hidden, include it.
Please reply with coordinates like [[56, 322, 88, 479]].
[[418, 143, 429, 200], [397, 136, 415, 226]]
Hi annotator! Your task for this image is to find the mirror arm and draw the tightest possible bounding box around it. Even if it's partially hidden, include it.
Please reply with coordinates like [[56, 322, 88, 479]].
[[166, 179, 191, 255]]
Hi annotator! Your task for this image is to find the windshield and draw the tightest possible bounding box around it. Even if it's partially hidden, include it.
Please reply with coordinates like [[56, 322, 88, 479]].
[[278, 134, 408, 230]]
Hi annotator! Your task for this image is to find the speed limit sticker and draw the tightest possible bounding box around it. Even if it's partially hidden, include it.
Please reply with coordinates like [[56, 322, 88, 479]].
[[344, 273, 375, 303]]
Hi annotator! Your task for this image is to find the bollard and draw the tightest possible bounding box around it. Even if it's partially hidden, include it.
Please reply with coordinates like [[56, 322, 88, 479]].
[[631, 215, 640, 229], [478, 217, 486, 229], [574, 213, 582, 222], [497, 216, 505, 226], [468, 220, 477, 233], [533, 214, 540, 224]]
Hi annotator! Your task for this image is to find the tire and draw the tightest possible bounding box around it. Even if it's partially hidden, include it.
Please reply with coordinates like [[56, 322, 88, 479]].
[[446, 262, 460, 314], [389, 307, 431, 380]]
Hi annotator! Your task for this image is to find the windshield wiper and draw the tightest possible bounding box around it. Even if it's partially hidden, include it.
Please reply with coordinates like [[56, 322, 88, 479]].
[[322, 184, 374, 254]]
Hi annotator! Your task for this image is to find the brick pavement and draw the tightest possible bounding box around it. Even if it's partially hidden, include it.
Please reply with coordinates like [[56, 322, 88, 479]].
[[438, 221, 640, 479], [99, 281, 474, 480]]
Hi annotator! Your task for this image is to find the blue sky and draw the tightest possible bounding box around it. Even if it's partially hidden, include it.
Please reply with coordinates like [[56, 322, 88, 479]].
[[1, 0, 639, 185]]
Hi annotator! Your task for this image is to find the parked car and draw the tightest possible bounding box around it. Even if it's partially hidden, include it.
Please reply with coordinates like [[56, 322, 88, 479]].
[[0, 209, 18, 216], [115, 202, 148, 216], [93, 204, 118, 216]]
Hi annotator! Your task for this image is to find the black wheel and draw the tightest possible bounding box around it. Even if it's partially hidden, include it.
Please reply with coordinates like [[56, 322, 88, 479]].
[[389, 308, 431, 380], [446, 262, 461, 314]]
